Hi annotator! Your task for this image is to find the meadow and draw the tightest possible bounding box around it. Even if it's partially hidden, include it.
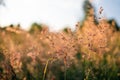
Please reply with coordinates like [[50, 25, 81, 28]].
[[0, 1, 120, 80]]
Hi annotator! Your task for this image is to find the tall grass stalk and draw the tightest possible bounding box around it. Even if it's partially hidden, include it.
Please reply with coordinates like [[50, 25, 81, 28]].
[[64, 62, 67, 80], [42, 58, 53, 80]]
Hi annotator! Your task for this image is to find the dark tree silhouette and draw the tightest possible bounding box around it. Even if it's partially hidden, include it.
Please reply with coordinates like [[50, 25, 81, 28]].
[[82, 0, 97, 24], [83, 0, 94, 18]]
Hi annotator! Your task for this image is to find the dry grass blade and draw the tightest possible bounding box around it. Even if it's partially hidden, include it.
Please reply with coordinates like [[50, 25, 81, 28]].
[[42, 58, 53, 80]]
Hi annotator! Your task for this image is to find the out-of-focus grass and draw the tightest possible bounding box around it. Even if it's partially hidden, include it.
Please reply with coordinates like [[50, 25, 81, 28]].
[[0, 0, 120, 80]]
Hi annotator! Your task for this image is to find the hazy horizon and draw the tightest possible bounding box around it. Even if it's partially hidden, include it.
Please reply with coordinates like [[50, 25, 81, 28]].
[[0, 0, 120, 31]]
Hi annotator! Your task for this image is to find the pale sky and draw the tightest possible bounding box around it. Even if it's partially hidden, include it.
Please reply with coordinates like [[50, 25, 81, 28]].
[[0, 0, 120, 31], [0, 0, 84, 31], [93, 0, 120, 26]]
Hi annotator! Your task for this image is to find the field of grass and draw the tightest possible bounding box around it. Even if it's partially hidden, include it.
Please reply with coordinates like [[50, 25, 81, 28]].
[[0, 1, 120, 80]]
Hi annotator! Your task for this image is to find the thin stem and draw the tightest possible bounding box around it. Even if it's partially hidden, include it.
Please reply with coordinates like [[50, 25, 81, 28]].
[[64, 53, 67, 80], [64, 63, 67, 80], [42, 58, 53, 80]]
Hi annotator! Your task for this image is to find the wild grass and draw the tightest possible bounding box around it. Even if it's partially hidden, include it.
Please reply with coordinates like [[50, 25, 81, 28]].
[[0, 0, 120, 80]]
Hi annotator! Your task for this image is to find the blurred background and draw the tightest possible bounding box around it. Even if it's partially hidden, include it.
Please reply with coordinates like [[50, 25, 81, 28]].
[[0, 0, 120, 80], [0, 0, 120, 31]]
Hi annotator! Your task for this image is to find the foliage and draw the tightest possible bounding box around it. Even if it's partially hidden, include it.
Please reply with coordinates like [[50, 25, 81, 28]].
[[0, 0, 120, 80]]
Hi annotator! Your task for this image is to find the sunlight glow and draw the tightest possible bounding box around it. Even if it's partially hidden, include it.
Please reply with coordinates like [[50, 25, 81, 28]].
[[0, 0, 84, 31]]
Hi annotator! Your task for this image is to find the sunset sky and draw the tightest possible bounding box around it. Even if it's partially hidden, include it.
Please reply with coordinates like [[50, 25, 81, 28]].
[[0, 0, 120, 31]]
